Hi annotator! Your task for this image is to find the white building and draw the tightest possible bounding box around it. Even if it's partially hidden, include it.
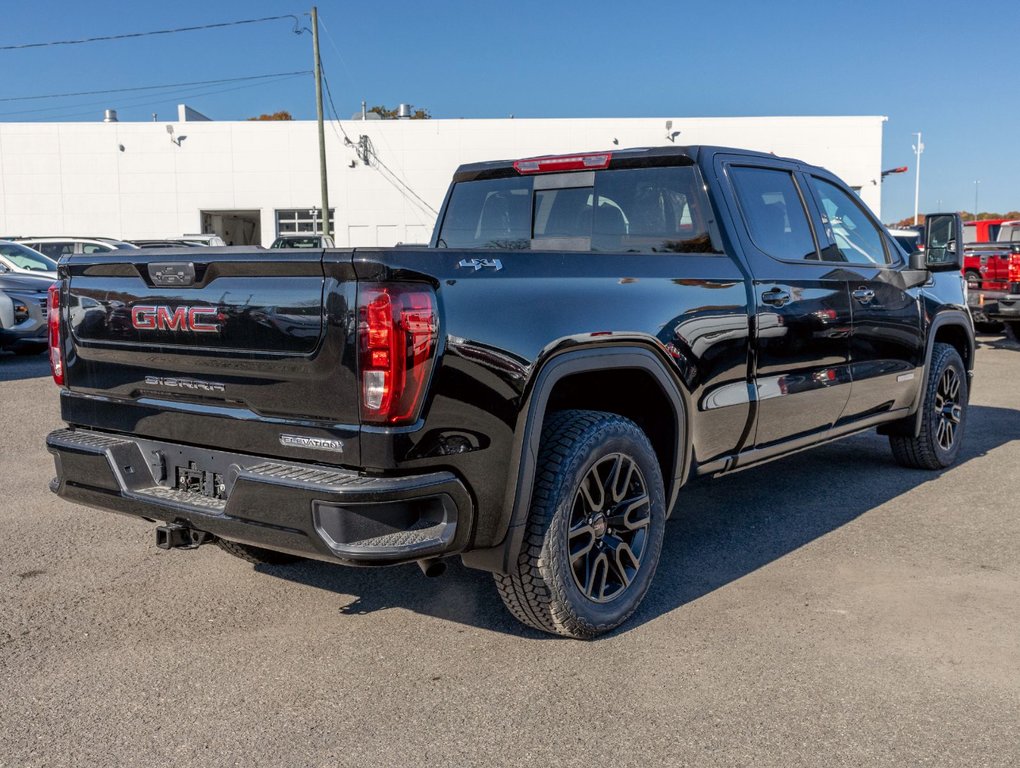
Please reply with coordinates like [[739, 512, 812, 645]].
[[0, 114, 886, 248]]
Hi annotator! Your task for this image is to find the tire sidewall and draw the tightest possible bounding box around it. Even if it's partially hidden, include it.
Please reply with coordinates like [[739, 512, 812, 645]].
[[543, 423, 666, 633], [925, 347, 968, 466]]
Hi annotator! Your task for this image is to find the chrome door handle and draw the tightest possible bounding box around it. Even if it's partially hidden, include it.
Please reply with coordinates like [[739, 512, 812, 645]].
[[761, 288, 791, 307], [852, 287, 875, 304]]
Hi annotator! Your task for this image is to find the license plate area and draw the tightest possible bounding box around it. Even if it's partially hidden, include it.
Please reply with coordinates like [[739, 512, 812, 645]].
[[174, 461, 226, 500]]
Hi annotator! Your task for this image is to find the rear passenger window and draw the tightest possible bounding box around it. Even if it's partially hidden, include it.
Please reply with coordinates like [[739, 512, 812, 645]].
[[808, 177, 890, 265], [730, 166, 817, 261], [438, 177, 532, 249], [532, 186, 594, 250], [436, 163, 718, 253], [592, 166, 716, 253]]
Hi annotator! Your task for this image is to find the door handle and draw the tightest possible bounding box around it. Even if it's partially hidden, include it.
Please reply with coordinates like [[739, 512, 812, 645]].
[[761, 287, 791, 307], [852, 287, 875, 304]]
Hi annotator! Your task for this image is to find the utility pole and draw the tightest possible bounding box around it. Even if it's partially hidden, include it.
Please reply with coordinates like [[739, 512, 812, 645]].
[[973, 180, 980, 220], [311, 6, 330, 238], [912, 132, 924, 225]]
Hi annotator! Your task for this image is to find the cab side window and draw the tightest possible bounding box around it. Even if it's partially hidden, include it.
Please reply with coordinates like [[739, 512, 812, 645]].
[[729, 166, 818, 261], [808, 177, 890, 265]]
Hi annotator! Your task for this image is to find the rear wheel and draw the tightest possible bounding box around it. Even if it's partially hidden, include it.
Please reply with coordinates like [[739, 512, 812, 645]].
[[890, 343, 968, 470], [494, 410, 667, 639], [216, 539, 304, 565]]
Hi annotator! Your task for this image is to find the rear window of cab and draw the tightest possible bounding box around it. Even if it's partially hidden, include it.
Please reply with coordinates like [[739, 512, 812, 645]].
[[437, 166, 719, 253]]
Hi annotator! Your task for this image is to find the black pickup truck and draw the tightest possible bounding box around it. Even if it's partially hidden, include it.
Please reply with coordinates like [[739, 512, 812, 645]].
[[46, 146, 973, 638]]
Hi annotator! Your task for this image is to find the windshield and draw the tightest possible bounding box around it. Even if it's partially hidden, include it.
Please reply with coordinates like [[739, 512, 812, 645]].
[[0, 241, 58, 271]]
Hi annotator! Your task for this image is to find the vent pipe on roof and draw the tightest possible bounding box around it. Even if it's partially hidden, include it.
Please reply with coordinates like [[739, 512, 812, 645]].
[[103, 109, 118, 123], [397, 103, 412, 119]]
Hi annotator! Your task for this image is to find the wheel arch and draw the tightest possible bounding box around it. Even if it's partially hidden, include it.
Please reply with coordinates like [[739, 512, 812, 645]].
[[461, 344, 691, 574], [912, 310, 975, 437]]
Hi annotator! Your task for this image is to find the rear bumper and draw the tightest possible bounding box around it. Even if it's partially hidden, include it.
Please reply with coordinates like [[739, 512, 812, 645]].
[[46, 428, 473, 566], [968, 286, 1020, 322]]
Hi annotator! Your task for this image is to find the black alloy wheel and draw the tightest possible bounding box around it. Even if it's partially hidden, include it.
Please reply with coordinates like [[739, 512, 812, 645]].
[[568, 453, 651, 603], [932, 366, 962, 452]]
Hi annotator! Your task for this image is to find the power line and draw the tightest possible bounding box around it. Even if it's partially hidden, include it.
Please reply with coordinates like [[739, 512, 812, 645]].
[[0, 71, 311, 103], [320, 69, 437, 218], [0, 14, 301, 51], [0, 74, 309, 120]]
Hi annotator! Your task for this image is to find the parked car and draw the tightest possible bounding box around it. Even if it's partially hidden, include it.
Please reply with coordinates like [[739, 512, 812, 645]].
[[967, 241, 1020, 337], [995, 220, 1020, 243], [888, 227, 923, 255], [0, 241, 58, 279], [128, 240, 206, 249], [13, 237, 138, 260], [269, 234, 336, 249], [961, 218, 1020, 289], [177, 234, 226, 247], [0, 270, 53, 355], [44, 145, 972, 638]]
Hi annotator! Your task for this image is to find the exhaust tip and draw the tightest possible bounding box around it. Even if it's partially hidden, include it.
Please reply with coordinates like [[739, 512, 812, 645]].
[[417, 558, 447, 578]]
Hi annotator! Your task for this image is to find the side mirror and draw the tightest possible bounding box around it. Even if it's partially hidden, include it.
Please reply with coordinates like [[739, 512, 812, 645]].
[[0, 263, 9, 273], [923, 212, 963, 271]]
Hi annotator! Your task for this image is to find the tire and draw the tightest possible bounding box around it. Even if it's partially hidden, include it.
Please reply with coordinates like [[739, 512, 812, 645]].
[[1007, 321, 1020, 341], [890, 343, 968, 470], [216, 539, 304, 565], [494, 410, 667, 639], [964, 270, 981, 290]]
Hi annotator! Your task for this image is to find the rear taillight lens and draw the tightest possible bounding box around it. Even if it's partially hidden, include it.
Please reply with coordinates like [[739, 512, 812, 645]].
[[1009, 253, 1020, 284], [47, 282, 65, 386], [357, 284, 438, 424]]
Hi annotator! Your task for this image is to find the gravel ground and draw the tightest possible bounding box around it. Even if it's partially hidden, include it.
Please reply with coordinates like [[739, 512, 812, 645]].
[[1, 336, 1018, 767]]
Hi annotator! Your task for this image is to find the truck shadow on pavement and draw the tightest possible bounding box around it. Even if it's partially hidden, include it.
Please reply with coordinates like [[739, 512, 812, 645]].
[[258, 404, 1020, 639]]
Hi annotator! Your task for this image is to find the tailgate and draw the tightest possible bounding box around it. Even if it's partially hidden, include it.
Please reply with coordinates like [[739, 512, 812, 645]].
[[61, 248, 361, 463]]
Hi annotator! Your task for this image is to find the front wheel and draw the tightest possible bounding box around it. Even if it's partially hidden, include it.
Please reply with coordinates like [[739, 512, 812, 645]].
[[964, 270, 981, 290], [1007, 321, 1020, 341], [890, 343, 968, 470], [493, 410, 667, 639]]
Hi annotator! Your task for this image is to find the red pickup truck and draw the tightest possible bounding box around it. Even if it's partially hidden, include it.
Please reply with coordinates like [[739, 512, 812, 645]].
[[963, 219, 1009, 288]]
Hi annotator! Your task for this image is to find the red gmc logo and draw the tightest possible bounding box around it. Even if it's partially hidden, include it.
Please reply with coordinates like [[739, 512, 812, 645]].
[[131, 305, 219, 333]]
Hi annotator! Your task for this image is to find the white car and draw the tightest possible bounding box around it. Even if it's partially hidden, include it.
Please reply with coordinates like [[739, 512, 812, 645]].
[[887, 227, 923, 255], [0, 240, 58, 279], [12, 237, 138, 260]]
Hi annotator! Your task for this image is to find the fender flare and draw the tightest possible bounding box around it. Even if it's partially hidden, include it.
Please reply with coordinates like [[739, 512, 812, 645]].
[[461, 344, 691, 574], [911, 310, 975, 437]]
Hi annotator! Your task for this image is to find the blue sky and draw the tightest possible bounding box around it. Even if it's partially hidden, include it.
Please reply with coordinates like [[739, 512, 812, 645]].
[[1, 0, 1014, 222]]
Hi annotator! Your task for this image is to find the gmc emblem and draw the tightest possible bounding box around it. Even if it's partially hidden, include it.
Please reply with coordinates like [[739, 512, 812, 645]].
[[131, 305, 219, 333]]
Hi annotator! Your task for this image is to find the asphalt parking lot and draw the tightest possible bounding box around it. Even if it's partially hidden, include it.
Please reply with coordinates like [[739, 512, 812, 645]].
[[1, 336, 1018, 768]]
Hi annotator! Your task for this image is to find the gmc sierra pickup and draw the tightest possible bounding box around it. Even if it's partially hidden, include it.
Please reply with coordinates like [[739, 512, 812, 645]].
[[46, 146, 973, 638]]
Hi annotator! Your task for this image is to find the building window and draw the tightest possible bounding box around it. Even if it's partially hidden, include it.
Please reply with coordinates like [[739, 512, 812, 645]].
[[275, 208, 335, 235]]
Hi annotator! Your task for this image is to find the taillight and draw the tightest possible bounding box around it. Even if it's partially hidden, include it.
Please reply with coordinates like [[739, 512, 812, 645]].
[[513, 152, 612, 174], [1009, 253, 1020, 284], [357, 284, 438, 424], [47, 282, 65, 386]]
